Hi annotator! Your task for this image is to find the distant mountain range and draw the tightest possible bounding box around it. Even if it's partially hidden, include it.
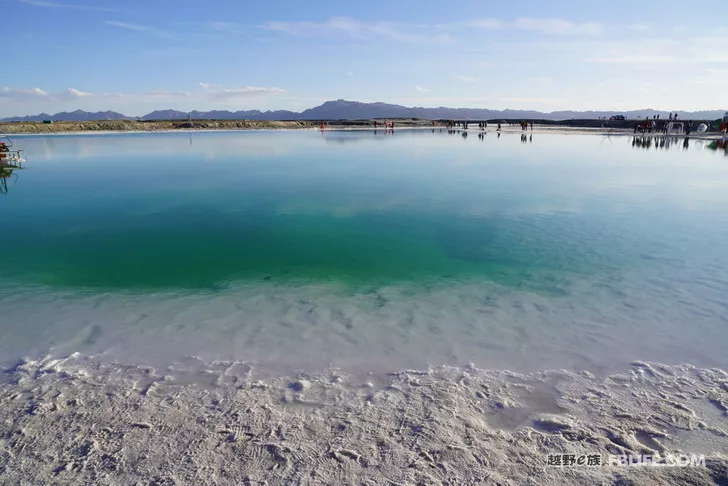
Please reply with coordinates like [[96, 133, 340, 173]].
[[2, 100, 726, 122]]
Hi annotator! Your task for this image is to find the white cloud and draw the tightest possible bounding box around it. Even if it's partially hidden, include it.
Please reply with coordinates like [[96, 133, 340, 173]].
[[199, 83, 286, 99], [497, 97, 567, 105], [215, 87, 286, 98], [587, 55, 679, 64], [261, 17, 454, 44], [513, 18, 602, 36], [0, 84, 287, 115], [1, 86, 97, 101], [582, 35, 728, 65], [458, 17, 602, 36], [447, 19, 503, 30], [259, 16, 602, 45], [467, 19, 503, 29], [529, 76, 551, 83], [345, 71, 354, 77], [0, 86, 50, 98], [415, 85, 429, 93], [145, 90, 193, 98], [453, 75, 475, 83], [629, 23, 651, 32], [65, 88, 93, 98], [105, 21, 175, 39]]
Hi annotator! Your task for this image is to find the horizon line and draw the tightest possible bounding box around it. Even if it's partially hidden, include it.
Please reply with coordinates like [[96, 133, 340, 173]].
[[1, 99, 726, 121]]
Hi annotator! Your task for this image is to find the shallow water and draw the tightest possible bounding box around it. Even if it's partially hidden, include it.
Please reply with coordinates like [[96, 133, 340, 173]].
[[2, 130, 727, 374]]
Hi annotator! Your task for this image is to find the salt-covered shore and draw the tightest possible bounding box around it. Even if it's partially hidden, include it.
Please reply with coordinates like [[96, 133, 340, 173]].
[[1, 354, 726, 485]]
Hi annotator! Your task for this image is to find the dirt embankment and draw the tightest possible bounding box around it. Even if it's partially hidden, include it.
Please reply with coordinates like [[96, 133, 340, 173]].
[[0, 120, 322, 134], [0, 118, 440, 134]]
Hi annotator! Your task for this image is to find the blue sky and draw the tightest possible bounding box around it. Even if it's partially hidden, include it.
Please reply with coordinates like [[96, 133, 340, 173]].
[[2, 0, 726, 116]]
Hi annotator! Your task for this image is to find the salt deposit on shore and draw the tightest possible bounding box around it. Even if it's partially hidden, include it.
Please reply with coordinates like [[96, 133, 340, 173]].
[[1, 355, 726, 485]]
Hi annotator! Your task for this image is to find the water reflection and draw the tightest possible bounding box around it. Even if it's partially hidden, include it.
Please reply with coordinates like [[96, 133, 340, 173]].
[[706, 139, 728, 156], [0, 162, 23, 195], [632, 136, 692, 151]]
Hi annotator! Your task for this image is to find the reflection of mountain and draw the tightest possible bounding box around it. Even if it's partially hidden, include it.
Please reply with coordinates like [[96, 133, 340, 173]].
[[16, 133, 295, 160]]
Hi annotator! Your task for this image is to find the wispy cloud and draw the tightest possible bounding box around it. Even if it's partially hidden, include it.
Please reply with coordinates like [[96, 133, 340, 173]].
[[105, 21, 175, 39], [209, 21, 244, 35], [1, 86, 94, 101], [456, 17, 601, 36], [453, 75, 475, 83], [463, 19, 503, 29], [629, 23, 651, 32], [19, 0, 123, 12], [579, 36, 728, 65], [63, 88, 93, 99], [1, 84, 286, 107], [415, 85, 429, 93], [498, 96, 567, 105], [145, 90, 193, 98], [259, 16, 602, 44], [437, 19, 502, 31], [513, 18, 602, 36], [199, 83, 286, 99], [261, 17, 454, 44], [587, 55, 678, 64], [529, 76, 552, 83], [0, 86, 50, 98]]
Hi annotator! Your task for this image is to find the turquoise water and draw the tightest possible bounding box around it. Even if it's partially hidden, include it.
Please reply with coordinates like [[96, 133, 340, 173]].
[[2, 130, 728, 373]]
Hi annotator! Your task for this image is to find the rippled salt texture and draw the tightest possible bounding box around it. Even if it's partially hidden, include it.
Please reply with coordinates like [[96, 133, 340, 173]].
[[1, 130, 727, 375]]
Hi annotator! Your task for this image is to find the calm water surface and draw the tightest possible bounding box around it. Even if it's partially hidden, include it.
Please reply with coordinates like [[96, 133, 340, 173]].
[[2, 130, 727, 374]]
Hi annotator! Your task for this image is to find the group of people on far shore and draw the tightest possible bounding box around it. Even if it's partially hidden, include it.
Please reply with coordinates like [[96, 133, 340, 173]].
[[372, 120, 395, 129]]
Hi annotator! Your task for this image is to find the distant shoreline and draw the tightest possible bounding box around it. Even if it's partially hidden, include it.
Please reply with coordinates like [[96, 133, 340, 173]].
[[2, 119, 725, 140]]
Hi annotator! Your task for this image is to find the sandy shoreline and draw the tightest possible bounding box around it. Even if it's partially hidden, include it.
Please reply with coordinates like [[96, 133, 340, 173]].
[[1, 354, 726, 485]]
